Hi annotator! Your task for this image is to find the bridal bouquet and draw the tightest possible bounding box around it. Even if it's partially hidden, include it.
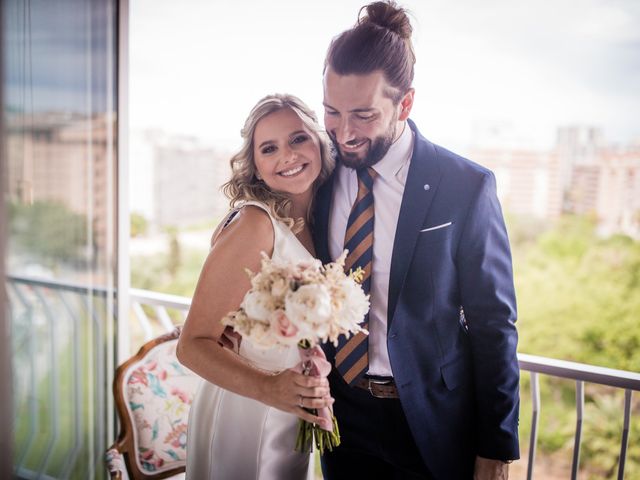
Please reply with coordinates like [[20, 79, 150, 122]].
[[221, 251, 370, 453]]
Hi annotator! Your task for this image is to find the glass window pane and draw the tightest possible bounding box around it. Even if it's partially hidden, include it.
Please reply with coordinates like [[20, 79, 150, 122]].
[[3, 0, 117, 478]]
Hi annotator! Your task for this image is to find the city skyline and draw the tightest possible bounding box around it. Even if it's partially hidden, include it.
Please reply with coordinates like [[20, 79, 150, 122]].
[[129, 121, 639, 241]]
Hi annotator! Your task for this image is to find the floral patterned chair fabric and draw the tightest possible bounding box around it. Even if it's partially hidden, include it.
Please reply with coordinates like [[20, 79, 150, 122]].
[[106, 327, 200, 480]]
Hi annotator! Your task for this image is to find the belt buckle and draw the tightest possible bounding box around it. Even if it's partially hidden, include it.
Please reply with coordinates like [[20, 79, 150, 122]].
[[367, 378, 391, 398]]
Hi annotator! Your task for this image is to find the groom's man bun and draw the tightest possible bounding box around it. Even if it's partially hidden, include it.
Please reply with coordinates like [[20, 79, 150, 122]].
[[363, 1, 413, 39], [325, 1, 415, 103]]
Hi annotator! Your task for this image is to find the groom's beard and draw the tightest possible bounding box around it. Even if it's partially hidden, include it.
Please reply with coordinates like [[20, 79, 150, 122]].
[[330, 119, 397, 170]]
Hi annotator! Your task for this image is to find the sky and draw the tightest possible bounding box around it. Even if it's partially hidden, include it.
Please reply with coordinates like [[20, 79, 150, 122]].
[[129, 0, 640, 154]]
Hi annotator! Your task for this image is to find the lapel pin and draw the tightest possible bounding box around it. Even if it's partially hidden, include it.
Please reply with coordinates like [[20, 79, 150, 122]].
[[423, 184, 430, 191]]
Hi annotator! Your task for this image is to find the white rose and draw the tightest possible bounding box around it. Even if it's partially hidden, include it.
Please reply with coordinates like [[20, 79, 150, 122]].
[[241, 289, 275, 322], [285, 284, 332, 339], [335, 279, 369, 330]]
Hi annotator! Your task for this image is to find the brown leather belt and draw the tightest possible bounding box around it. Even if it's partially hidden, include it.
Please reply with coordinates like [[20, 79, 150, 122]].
[[354, 377, 399, 399]]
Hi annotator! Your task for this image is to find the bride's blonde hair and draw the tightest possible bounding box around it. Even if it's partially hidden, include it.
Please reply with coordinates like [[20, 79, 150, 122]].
[[222, 94, 335, 232]]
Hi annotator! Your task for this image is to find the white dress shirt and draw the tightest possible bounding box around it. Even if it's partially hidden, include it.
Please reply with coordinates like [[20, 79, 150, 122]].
[[329, 123, 414, 377]]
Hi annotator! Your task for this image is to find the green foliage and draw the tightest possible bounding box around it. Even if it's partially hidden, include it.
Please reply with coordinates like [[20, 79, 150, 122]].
[[165, 227, 181, 279], [131, 245, 206, 299], [130, 212, 149, 237], [510, 215, 640, 372], [508, 214, 640, 477], [9, 201, 89, 267], [505, 213, 551, 248]]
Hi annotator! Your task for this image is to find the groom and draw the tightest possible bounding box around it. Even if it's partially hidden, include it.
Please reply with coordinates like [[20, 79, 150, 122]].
[[313, 2, 520, 479]]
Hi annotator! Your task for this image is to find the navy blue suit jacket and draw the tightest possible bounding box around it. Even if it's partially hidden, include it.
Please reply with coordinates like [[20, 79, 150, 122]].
[[314, 120, 520, 479]]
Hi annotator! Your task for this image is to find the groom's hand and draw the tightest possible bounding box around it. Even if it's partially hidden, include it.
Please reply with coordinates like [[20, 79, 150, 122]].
[[474, 456, 509, 480]]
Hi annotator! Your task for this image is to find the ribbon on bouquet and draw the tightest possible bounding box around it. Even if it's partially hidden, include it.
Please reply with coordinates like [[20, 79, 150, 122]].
[[293, 344, 334, 432]]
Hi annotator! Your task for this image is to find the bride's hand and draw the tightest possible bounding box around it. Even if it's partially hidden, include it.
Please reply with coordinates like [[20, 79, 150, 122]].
[[261, 369, 335, 424]]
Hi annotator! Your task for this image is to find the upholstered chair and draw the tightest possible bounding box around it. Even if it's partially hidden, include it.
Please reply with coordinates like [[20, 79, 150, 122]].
[[105, 327, 200, 480]]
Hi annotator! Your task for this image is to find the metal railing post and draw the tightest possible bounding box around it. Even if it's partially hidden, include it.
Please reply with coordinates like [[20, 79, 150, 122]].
[[527, 371, 540, 480], [571, 380, 584, 480], [617, 389, 632, 480]]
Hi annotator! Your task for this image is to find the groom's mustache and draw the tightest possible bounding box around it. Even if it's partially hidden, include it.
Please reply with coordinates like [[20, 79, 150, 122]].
[[329, 133, 366, 148], [328, 134, 367, 156]]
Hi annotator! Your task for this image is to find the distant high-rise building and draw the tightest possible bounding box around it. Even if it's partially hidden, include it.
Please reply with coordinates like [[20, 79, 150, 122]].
[[469, 147, 563, 219], [555, 126, 604, 211], [6, 112, 113, 252], [152, 135, 231, 229], [566, 164, 600, 216], [470, 125, 640, 238], [555, 126, 603, 166], [597, 146, 640, 238]]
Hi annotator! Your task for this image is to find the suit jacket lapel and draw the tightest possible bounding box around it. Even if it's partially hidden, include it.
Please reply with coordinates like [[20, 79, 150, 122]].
[[312, 171, 335, 265], [387, 120, 442, 325]]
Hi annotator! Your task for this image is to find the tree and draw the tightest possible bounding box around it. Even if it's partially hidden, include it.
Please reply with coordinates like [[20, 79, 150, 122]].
[[9, 201, 89, 267], [165, 226, 181, 279], [130, 212, 149, 237]]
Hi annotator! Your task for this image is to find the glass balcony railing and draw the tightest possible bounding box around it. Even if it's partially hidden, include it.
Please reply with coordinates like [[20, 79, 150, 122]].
[[8, 274, 114, 480]]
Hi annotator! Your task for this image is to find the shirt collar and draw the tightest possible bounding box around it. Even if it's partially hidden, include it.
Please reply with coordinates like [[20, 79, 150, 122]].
[[371, 121, 414, 180]]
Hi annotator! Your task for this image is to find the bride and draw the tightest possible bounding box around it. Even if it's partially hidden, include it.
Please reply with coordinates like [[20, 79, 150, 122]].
[[177, 93, 336, 479]]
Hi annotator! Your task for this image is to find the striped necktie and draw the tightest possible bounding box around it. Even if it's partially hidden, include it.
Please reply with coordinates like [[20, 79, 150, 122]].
[[335, 167, 377, 385]]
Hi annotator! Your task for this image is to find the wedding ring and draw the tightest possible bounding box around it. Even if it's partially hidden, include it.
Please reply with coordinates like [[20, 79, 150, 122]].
[[298, 395, 303, 408]]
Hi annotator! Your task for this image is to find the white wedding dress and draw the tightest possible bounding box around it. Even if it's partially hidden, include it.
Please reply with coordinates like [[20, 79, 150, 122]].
[[185, 201, 315, 480]]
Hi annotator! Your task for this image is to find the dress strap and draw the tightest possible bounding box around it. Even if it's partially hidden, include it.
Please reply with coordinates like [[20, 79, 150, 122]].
[[220, 201, 269, 231], [240, 200, 272, 216], [211, 201, 279, 249], [210, 208, 241, 248], [222, 209, 239, 229]]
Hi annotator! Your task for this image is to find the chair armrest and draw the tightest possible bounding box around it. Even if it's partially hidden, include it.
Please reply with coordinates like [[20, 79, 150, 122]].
[[105, 446, 130, 480]]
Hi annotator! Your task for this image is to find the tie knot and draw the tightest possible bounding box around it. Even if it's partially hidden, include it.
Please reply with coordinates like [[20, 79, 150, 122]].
[[357, 167, 377, 192]]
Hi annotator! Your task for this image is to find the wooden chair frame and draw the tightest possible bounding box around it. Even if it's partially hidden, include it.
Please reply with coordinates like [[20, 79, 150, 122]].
[[106, 327, 187, 480]]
